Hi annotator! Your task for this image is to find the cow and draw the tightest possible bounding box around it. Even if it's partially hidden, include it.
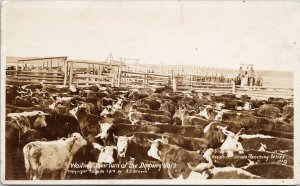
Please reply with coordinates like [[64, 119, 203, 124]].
[[45, 113, 81, 140], [126, 89, 149, 101], [128, 106, 172, 124], [159, 100, 176, 117], [6, 85, 18, 104], [198, 105, 214, 120], [147, 137, 207, 179], [218, 112, 293, 133], [173, 107, 186, 125], [280, 105, 293, 124], [154, 124, 204, 138], [257, 104, 281, 119], [182, 115, 211, 127], [100, 98, 123, 117], [240, 137, 293, 152], [135, 107, 171, 118], [6, 111, 49, 146], [110, 124, 162, 136], [135, 98, 162, 110], [23, 133, 87, 180], [113, 132, 211, 163], [244, 163, 293, 179], [187, 148, 214, 173], [69, 106, 101, 137], [266, 97, 288, 109]]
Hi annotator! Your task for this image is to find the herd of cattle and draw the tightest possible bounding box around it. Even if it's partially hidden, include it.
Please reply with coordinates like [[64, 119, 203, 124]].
[[5, 83, 294, 180]]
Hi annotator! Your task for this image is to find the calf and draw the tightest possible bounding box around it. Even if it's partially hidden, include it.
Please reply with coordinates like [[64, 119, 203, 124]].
[[23, 133, 87, 180]]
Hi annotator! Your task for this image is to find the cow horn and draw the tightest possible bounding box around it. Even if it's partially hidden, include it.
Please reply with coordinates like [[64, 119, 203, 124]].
[[187, 163, 205, 172], [128, 135, 135, 140], [147, 139, 155, 143]]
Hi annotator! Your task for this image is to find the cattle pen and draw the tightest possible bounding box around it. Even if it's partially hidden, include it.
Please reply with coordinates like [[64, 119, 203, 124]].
[[4, 56, 295, 181], [5, 56, 294, 100]]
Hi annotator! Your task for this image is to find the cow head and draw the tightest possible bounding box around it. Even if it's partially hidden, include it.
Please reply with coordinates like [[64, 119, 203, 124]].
[[33, 114, 47, 128], [69, 106, 79, 119], [203, 122, 226, 149], [219, 128, 244, 157], [215, 103, 225, 111], [100, 106, 112, 117], [243, 102, 252, 110], [199, 105, 214, 120], [147, 137, 168, 161], [114, 134, 135, 158], [95, 123, 113, 139], [93, 143, 117, 164], [71, 132, 87, 148]]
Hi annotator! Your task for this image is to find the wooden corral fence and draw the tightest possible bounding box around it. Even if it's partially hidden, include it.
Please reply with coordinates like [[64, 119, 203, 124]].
[[67, 60, 124, 88], [174, 77, 294, 99], [235, 85, 294, 99], [6, 56, 67, 86], [5, 56, 293, 99], [119, 71, 171, 89], [6, 70, 65, 85]]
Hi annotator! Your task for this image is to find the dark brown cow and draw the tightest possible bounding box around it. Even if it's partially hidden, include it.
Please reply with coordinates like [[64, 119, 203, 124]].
[[257, 104, 281, 119], [147, 138, 207, 179], [245, 163, 293, 179]]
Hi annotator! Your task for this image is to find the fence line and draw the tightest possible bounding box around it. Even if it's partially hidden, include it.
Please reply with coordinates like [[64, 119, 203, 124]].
[[6, 68, 293, 99]]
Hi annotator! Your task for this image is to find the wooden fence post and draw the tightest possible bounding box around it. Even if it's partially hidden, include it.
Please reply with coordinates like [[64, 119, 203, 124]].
[[117, 66, 121, 87], [69, 63, 73, 86], [86, 76, 89, 87], [111, 76, 115, 87], [144, 74, 148, 88], [63, 61, 68, 86], [173, 76, 177, 92], [231, 80, 236, 94]]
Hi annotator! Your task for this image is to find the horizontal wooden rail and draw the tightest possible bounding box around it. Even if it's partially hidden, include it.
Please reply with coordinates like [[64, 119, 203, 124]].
[[121, 71, 170, 77]]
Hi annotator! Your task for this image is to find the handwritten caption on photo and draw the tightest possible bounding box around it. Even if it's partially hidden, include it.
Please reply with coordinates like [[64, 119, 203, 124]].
[[68, 162, 176, 175]]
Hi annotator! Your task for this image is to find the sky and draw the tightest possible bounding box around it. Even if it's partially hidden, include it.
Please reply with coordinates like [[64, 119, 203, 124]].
[[2, 0, 300, 71]]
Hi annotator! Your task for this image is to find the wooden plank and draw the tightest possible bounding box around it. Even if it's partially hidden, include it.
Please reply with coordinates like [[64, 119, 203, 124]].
[[74, 73, 114, 78], [236, 85, 293, 90], [121, 70, 170, 77], [7, 77, 64, 81], [16, 71, 65, 75], [16, 74, 65, 78], [75, 80, 112, 85]]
